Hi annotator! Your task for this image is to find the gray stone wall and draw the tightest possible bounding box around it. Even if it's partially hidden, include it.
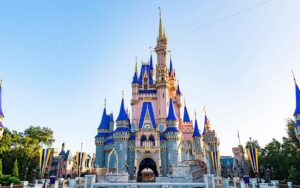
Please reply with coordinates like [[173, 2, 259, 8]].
[[160, 141, 168, 176], [128, 142, 135, 176], [114, 140, 128, 172], [95, 145, 105, 168]]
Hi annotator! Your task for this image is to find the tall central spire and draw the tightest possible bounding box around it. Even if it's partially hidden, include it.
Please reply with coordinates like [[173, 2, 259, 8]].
[[158, 7, 166, 41]]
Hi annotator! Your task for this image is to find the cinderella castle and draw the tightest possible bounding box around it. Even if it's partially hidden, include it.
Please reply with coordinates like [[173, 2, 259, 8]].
[[95, 13, 221, 182]]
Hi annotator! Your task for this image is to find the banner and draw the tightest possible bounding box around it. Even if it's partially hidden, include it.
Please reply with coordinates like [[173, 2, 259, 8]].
[[76, 152, 87, 173], [39, 148, 52, 174], [247, 148, 259, 173], [210, 150, 220, 172]]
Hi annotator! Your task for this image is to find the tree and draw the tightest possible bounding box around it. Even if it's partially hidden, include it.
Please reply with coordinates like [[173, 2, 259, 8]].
[[0, 159, 2, 177], [245, 138, 261, 150], [13, 159, 19, 178], [288, 166, 298, 184], [24, 126, 54, 147], [285, 119, 300, 149], [0, 126, 54, 182]]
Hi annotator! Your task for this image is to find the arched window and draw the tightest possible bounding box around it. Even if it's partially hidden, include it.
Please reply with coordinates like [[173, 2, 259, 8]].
[[140, 135, 155, 147]]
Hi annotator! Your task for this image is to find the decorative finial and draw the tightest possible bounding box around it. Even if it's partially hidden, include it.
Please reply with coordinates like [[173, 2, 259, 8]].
[[104, 98, 106, 108], [184, 98, 186, 107], [149, 46, 152, 54], [159, 7, 161, 17], [135, 57, 138, 73], [121, 89, 124, 98], [168, 50, 172, 59], [292, 69, 297, 85], [194, 110, 197, 119], [203, 106, 206, 115], [0, 80, 2, 87]]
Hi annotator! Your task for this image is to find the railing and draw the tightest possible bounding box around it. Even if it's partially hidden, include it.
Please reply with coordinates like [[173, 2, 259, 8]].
[[93, 182, 206, 188]]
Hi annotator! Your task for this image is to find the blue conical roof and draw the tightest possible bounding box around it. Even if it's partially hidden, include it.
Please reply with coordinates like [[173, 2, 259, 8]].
[[193, 119, 201, 137], [294, 83, 300, 116], [0, 83, 4, 117], [98, 107, 109, 129], [202, 114, 208, 135], [166, 99, 178, 121], [183, 106, 191, 123], [150, 55, 154, 70], [132, 72, 138, 84], [116, 98, 129, 121], [169, 58, 173, 75], [176, 84, 182, 95]]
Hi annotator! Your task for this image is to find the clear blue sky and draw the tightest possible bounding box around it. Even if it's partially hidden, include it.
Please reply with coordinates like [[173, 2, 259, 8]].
[[1, 0, 300, 155]]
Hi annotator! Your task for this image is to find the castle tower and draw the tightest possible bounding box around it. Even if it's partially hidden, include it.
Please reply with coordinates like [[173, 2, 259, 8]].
[[95, 101, 110, 168], [202, 111, 221, 176], [131, 61, 139, 129], [113, 96, 130, 172], [181, 100, 193, 140], [192, 114, 202, 158], [293, 74, 300, 142], [165, 99, 180, 167], [202, 112, 211, 137], [0, 81, 4, 140], [155, 11, 169, 129]]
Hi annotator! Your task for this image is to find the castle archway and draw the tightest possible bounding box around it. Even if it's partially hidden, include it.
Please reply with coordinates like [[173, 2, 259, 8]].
[[107, 148, 118, 173], [137, 158, 158, 182]]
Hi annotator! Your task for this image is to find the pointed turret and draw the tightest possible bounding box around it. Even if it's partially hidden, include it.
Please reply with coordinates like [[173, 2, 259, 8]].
[[193, 119, 201, 137], [150, 54, 154, 71], [183, 100, 191, 123], [166, 99, 178, 121], [293, 76, 300, 117], [169, 58, 173, 76], [176, 83, 182, 95], [98, 105, 109, 130], [116, 97, 129, 121], [132, 62, 139, 84], [202, 114, 208, 135], [59, 143, 66, 156], [158, 8, 166, 41], [292, 72, 300, 142]]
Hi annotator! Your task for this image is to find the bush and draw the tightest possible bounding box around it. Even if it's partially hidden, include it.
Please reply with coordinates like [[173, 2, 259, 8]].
[[0, 175, 21, 185]]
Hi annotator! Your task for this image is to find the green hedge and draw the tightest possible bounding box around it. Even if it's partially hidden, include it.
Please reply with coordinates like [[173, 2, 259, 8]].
[[0, 175, 20, 185]]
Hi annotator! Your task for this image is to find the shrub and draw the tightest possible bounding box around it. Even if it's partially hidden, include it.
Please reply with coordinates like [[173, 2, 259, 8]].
[[0, 175, 21, 185]]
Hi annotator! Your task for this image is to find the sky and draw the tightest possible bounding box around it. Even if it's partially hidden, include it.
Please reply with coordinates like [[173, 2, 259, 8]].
[[1, 0, 300, 156]]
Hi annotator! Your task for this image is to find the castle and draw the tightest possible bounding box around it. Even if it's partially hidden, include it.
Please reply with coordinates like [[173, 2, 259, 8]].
[[95, 14, 221, 181]]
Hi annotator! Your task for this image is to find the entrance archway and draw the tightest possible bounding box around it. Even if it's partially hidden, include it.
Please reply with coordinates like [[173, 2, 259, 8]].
[[137, 158, 158, 182]]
